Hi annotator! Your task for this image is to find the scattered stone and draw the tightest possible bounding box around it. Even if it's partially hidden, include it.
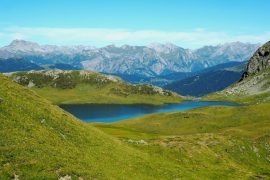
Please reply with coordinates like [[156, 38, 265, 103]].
[[253, 145, 259, 153], [127, 139, 146, 144], [41, 119, 46, 124], [127, 139, 134, 143], [59, 175, 72, 180], [27, 80, 35, 88], [252, 145, 260, 157], [12, 174, 19, 180], [138, 140, 146, 144]]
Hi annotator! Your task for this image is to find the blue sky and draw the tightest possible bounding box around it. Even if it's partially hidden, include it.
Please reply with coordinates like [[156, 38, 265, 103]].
[[0, 0, 269, 48]]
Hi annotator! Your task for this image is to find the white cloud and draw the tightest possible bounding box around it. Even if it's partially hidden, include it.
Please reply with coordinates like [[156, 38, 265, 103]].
[[0, 27, 269, 48]]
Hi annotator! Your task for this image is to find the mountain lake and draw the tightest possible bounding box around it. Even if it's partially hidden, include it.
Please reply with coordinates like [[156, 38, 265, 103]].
[[59, 101, 238, 123]]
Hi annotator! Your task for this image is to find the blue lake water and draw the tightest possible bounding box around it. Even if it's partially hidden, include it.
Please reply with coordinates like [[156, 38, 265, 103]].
[[59, 101, 238, 123]]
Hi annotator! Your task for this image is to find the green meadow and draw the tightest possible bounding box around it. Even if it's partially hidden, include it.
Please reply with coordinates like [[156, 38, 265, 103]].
[[1, 66, 270, 179], [94, 103, 270, 179]]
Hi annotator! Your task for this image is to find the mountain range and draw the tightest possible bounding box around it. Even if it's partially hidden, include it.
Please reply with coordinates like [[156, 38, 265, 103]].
[[0, 40, 259, 76], [0, 40, 260, 96]]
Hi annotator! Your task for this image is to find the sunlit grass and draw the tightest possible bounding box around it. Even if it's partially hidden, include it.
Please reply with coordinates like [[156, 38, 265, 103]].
[[94, 103, 270, 178], [1, 70, 270, 179]]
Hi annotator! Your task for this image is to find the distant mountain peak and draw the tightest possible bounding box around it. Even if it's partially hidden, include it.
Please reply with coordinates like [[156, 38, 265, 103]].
[[148, 42, 179, 53], [8, 39, 39, 48], [3, 39, 44, 54], [9, 39, 39, 47]]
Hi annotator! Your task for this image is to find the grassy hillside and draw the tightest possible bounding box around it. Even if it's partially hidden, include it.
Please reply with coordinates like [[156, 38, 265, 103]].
[[93, 57, 270, 178], [94, 103, 270, 179], [0, 74, 200, 179], [5, 70, 183, 105]]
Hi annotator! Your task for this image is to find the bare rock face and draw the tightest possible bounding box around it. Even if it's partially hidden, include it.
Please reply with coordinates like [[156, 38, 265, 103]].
[[242, 41, 270, 79]]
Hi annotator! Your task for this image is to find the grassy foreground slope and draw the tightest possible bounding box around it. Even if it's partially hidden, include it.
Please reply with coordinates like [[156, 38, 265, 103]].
[[94, 103, 270, 179], [0, 74, 192, 179], [5, 70, 183, 105]]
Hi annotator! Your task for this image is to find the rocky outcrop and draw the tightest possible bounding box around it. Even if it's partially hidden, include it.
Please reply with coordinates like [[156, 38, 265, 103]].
[[223, 41, 270, 96], [242, 41, 270, 79]]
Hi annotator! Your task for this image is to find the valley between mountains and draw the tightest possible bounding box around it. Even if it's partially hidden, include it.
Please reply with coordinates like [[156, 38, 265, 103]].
[[0, 41, 270, 179]]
